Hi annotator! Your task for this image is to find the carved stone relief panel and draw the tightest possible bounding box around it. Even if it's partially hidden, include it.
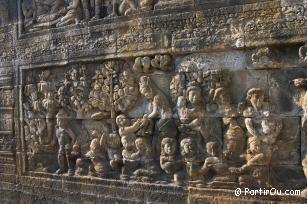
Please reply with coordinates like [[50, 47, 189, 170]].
[[18, 52, 306, 194]]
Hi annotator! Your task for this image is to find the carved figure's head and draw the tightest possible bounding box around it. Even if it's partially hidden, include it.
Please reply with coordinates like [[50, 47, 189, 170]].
[[161, 138, 176, 156], [246, 88, 264, 111], [213, 87, 231, 107], [121, 135, 135, 150], [186, 85, 202, 106], [180, 137, 197, 157], [116, 114, 130, 127], [248, 136, 261, 155], [206, 142, 220, 157], [139, 76, 154, 100]]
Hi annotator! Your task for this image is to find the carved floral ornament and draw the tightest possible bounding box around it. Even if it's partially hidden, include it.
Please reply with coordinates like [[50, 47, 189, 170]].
[[20, 53, 306, 195]]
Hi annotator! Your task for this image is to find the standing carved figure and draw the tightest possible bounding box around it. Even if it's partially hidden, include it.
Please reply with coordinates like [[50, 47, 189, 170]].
[[177, 83, 207, 154], [42, 92, 59, 144], [55, 110, 77, 176], [22, 0, 36, 30], [244, 88, 282, 164], [139, 76, 176, 156]]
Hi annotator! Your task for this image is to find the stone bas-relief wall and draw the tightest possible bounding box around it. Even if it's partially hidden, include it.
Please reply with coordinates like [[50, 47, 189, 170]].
[[0, 0, 307, 203]]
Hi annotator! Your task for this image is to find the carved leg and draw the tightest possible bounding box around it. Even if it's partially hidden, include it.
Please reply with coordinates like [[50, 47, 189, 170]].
[[81, 0, 91, 20], [56, 153, 67, 174], [66, 149, 75, 176], [46, 118, 54, 144], [93, 0, 102, 19], [112, 0, 118, 16]]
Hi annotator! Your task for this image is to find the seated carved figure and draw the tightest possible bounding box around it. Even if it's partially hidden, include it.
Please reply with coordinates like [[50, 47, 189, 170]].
[[107, 133, 122, 172], [116, 114, 143, 139], [85, 135, 110, 177], [119, 0, 153, 16], [75, 132, 110, 177], [180, 137, 205, 187], [229, 136, 271, 187], [121, 135, 139, 180], [200, 142, 236, 187], [131, 138, 159, 181], [160, 138, 184, 186], [32, 0, 66, 29], [57, 0, 81, 27]]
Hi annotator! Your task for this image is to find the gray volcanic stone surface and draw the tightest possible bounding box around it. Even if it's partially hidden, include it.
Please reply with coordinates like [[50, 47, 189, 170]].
[[0, 0, 306, 203]]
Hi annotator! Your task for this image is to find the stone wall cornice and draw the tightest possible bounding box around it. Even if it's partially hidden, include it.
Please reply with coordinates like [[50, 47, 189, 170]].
[[0, 0, 304, 68]]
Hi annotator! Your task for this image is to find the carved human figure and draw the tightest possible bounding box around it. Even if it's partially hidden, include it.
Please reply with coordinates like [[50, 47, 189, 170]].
[[116, 114, 142, 139], [244, 88, 282, 165], [22, 0, 36, 29], [140, 76, 172, 119], [222, 118, 245, 164], [160, 138, 183, 185], [85, 134, 110, 177], [251, 47, 271, 66], [180, 137, 204, 187], [299, 44, 307, 62], [131, 138, 159, 181], [178, 84, 207, 149], [200, 142, 236, 187], [119, 0, 137, 16], [121, 135, 139, 180], [139, 75, 173, 120], [57, 0, 81, 27], [213, 87, 233, 116], [80, 0, 91, 21], [119, 0, 153, 16], [42, 92, 59, 144], [170, 74, 184, 103], [229, 136, 271, 187], [139, 75, 176, 156], [243, 88, 266, 117], [55, 110, 77, 176], [107, 133, 122, 172], [32, 0, 66, 29]]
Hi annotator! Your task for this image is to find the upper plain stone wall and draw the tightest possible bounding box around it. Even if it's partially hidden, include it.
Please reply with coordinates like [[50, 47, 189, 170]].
[[0, 0, 306, 203]]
